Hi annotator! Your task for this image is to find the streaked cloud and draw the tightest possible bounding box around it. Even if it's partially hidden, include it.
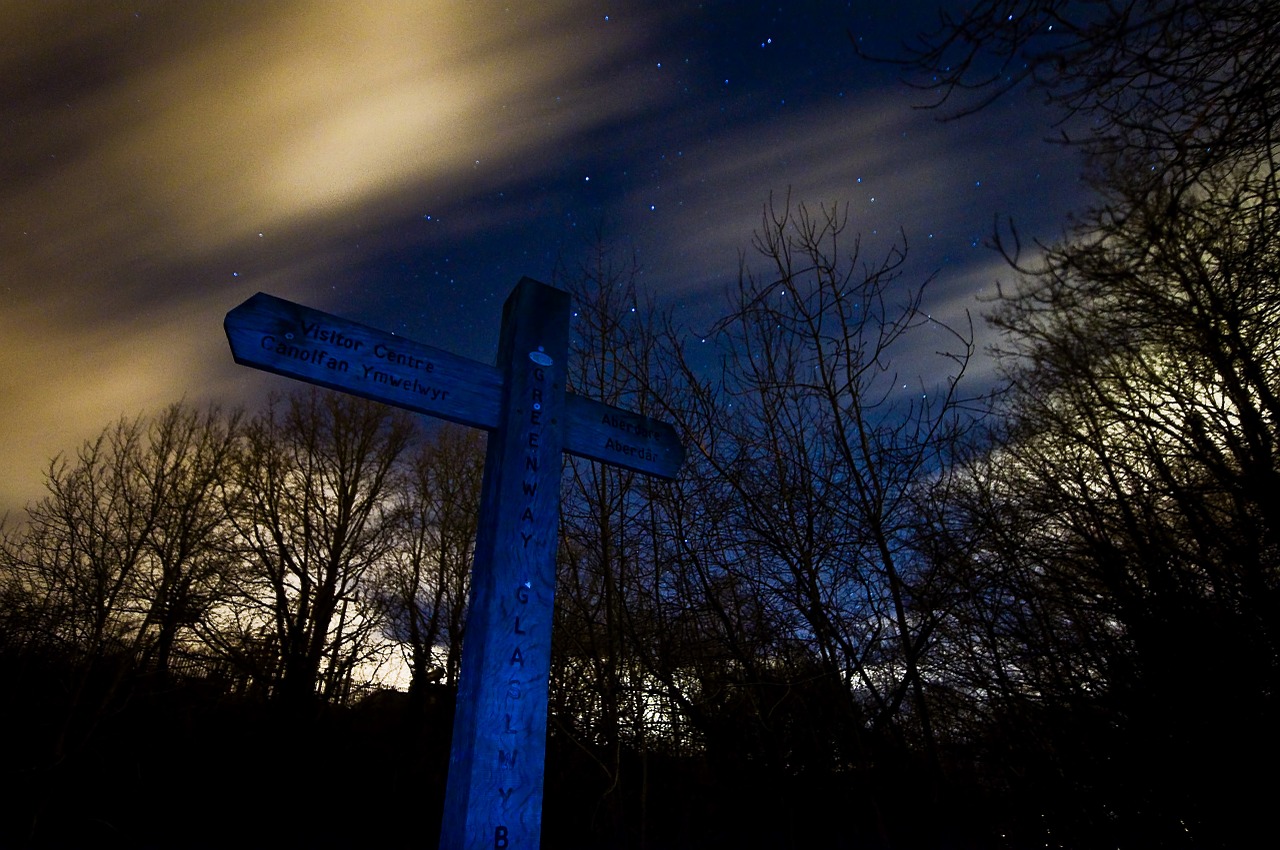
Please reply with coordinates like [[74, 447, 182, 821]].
[[0, 2, 1084, 516], [0, 1, 677, 513], [631, 87, 1075, 314]]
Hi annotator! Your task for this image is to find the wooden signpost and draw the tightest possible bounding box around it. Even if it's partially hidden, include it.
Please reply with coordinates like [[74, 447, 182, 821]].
[[224, 278, 683, 849]]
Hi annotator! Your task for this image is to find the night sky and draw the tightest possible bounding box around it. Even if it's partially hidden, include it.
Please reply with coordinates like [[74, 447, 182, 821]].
[[0, 1, 1087, 516]]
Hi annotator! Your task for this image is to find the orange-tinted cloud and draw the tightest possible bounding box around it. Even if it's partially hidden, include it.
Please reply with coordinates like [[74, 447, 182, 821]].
[[0, 2, 675, 514]]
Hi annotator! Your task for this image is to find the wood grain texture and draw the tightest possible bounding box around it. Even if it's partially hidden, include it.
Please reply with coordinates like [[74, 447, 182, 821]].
[[439, 279, 570, 850]]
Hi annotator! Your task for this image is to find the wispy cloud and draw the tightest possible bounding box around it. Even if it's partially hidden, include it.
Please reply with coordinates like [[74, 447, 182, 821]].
[[0, 2, 682, 512], [0, 2, 1083, 515]]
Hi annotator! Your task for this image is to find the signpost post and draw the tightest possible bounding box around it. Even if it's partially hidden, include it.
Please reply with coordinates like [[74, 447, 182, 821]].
[[224, 277, 683, 849]]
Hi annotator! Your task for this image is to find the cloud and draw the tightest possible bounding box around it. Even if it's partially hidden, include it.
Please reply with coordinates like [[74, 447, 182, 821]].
[[0, 1, 682, 514], [607, 89, 1070, 395], [624, 86, 1075, 302], [4, 3, 669, 266], [0, 2, 1083, 515]]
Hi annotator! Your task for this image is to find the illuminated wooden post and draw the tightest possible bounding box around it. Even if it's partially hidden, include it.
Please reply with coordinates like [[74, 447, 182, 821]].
[[224, 277, 683, 850], [437, 279, 568, 848]]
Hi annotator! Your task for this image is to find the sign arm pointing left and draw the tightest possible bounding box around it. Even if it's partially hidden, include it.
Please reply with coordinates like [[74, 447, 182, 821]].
[[225, 292, 684, 479]]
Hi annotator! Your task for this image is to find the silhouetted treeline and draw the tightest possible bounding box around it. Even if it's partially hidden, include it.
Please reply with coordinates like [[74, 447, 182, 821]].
[[4, 1, 1278, 846]]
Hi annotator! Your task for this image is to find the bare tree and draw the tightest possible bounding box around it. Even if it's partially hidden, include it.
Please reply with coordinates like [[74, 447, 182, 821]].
[[0, 403, 251, 847], [376, 422, 485, 707], [127, 403, 244, 679], [883, 0, 1279, 175], [943, 138, 1280, 844], [657, 195, 979, 774], [545, 241, 663, 841], [10, 418, 155, 666], [225, 389, 415, 709], [865, 3, 1280, 842], [4, 405, 244, 674]]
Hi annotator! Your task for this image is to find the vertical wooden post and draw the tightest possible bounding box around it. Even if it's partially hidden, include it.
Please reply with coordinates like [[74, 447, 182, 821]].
[[440, 278, 570, 849]]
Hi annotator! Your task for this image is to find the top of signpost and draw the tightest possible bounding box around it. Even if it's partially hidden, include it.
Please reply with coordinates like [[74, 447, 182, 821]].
[[224, 288, 684, 479]]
